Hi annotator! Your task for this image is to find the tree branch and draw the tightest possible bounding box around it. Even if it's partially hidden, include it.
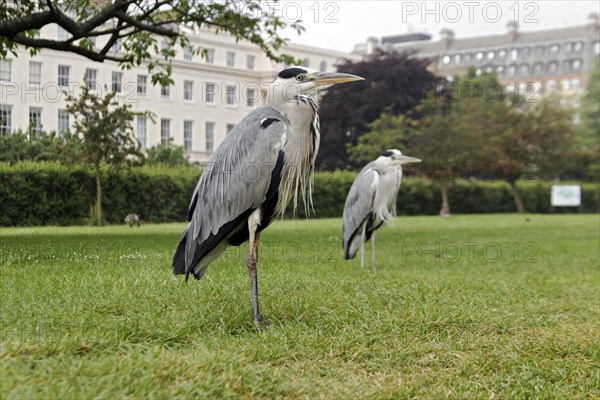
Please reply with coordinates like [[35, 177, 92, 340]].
[[13, 35, 132, 63]]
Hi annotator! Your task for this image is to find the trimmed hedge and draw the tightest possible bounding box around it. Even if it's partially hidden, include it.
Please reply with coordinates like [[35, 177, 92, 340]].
[[1, 162, 598, 226]]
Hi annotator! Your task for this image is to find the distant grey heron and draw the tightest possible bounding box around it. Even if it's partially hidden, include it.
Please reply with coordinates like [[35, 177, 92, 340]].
[[342, 149, 421, 269], [173, 66, 363, 326]]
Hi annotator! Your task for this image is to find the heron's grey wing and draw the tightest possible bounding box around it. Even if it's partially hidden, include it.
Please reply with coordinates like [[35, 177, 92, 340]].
[[342, 164, 379, 259], [173, 106, 289, 279]]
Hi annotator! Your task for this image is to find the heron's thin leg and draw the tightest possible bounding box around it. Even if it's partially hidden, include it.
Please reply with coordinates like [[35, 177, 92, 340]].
[[247, 226, 262, 326], [372, 231, 376, 271], [360, 224, 366, 270]]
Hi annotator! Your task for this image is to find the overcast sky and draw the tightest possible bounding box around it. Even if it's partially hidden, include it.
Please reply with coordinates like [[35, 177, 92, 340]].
[[277, 1, 600, 53]]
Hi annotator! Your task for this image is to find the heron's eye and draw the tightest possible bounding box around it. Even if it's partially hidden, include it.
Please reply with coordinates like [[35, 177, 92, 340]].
[[296, 75, 304, 81]]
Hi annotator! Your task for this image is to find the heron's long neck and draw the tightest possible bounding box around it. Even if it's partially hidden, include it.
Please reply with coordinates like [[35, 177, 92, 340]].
[[272, 94, 320, 216]]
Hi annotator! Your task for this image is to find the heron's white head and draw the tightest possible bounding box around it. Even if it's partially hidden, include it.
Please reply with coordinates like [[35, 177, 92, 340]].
[[378, 149, 421, 166], [269, 66, 363, 104]]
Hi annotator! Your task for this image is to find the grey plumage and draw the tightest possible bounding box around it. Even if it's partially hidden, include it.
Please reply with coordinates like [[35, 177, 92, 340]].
[[174, 107, 289, 281], [172, 66, 364, 325], [343, 149, 421, 269]]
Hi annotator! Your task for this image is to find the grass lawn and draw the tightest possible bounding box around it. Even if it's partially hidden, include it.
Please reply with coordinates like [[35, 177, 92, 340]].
[[1, 214, 599, 399]]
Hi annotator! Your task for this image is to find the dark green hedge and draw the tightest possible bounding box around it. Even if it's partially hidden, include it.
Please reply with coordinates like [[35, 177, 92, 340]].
[[0, 163, 200, 226], [1, 163, 598, 226]]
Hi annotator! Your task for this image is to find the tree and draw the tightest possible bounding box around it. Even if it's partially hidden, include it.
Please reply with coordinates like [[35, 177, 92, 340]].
[[495, 95, 575, 211], [65, 84, 150, 225], [0, 0, 300, 85], [352, 69, 578, 214], [146, 139, 189, 166], [566, 58, 600, 181], [350, 70, 501, 215], [316, 50, 443, 170], [0, 129, 70, 163]]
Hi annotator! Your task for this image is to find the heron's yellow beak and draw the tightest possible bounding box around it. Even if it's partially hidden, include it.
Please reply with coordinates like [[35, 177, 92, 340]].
[[310, 72, 364, 86], [396, 155, 422, 164]]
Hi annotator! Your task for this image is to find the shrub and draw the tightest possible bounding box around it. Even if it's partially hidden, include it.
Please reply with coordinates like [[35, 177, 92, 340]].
[[0, 163, 597, 226]]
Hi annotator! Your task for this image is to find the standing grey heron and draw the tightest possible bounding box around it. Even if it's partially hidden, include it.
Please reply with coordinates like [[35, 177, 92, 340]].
[[343, 149, 421, 269], [172, 66, 363, 326]]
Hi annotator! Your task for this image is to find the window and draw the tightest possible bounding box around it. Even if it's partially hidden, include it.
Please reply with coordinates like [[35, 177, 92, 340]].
[[184, 120, 193, 150], [112, 71, 122, 93], [183, 45, 192, 61], [571, 59, 582, 71], [464, 53, 473, 63], [205, 83, 216, 103], [572, 78, 581, 90], [496, 66, 505, 76], [476, 52, 484, 61], [160, 40, 170, 58], [320, 61, 327, 71], [226, 51, 235, 67], [453, 54, 461, 65], [475, 68, 482, 76], [550, 44, 560, 55], [246, 87, 257, 107], [0, 59, 12, 82], [520, 64, 530, 76], [137, 116, 147, 148], [205, 122, 214, 152], [548, 61, 558, 74], [226, 124, 235, 134], [521, 47, 531, 57], [161, 84, 171, 99], [184, 80, 194, 101], [111, 39, 122, 52], [29, 61, 41, 86], [533, 62, 544, 75], [85, 68, 97, 89], [58, 65, 70, 87], [58, 109, 69, 135], [160, 119, 170, 146], [498, 49, 506, 59], [594, 41, 600, 56], [205, 48, 215, 64], [57, 26, 69, 41], [486, 51, 495, 60], [137, 75, 147, 95], [442, 55, 451, 65], [0, 105, 12, 135], [302, 58, 310, 68], [226, 85, 236, 105], [508, 64, 518, 77], [510, 48, 519, 61], [561, 79, 571, 91], [534, 45, 545, 56], [546, 80, 556, 92], [246, 55, 255, 70], [29, 107, 42, 136]]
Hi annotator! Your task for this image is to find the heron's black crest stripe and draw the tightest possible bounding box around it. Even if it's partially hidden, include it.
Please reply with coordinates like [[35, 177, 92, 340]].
[[260, 117, 280, 129], [380, 150, 395, 157], [278, 67, 307, 79]]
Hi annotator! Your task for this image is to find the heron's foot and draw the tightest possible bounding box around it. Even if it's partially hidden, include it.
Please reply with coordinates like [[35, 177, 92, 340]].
[[253, 317, 271, 330]]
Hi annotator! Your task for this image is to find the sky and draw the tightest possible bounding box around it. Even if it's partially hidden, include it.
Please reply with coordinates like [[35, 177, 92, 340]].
[[276, 1, 600, 53]]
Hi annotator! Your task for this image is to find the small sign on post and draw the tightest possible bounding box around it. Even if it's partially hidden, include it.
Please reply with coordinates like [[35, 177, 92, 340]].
[[551, 185, 582, 210]]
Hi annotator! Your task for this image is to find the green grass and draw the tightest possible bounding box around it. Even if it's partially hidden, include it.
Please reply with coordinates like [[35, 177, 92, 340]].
[[1, 214, 599, 399]]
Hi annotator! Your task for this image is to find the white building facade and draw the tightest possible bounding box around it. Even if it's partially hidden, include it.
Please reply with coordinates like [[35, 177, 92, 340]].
[[0, 25, 354, 163]]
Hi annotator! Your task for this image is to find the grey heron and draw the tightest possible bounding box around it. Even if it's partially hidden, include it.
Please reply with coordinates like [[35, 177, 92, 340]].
[[172, 66, 363, 326], [342, 149, 421, 269]]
